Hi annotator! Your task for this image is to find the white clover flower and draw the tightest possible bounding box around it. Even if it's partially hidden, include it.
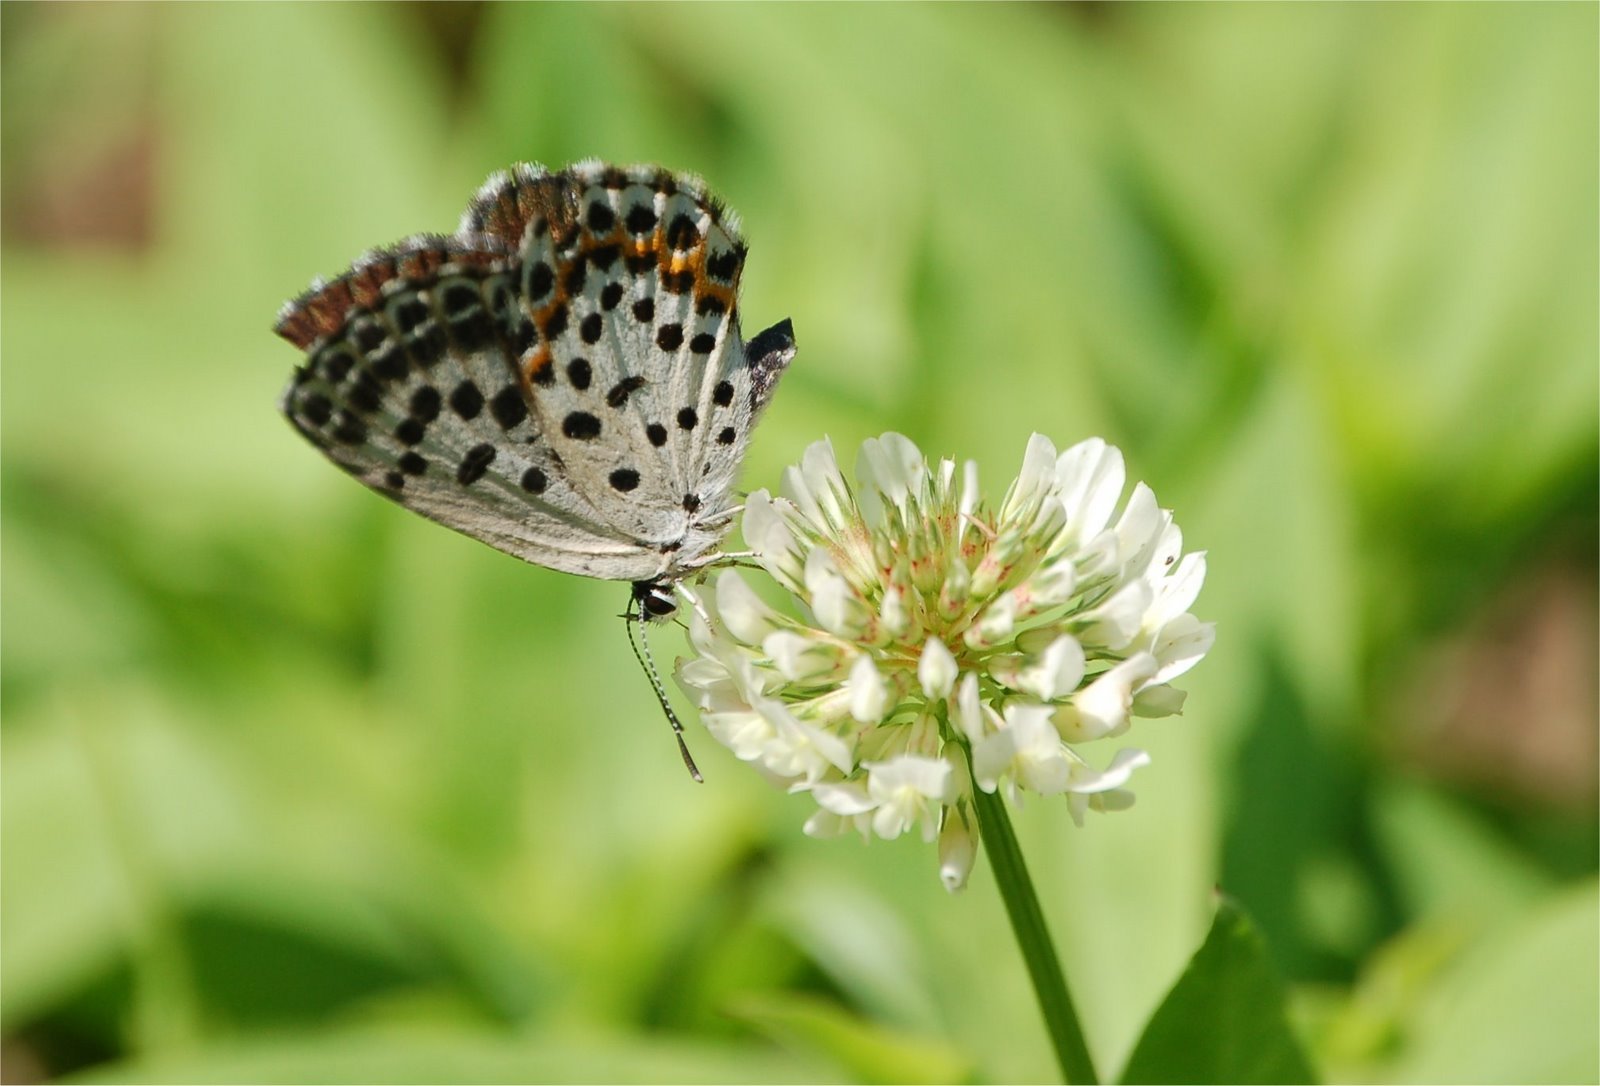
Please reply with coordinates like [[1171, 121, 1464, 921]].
[[674, 432, 1213, 891]]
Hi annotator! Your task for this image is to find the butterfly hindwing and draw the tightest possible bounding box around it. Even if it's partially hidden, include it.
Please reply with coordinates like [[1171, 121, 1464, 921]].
[[277, 235, 665, 580]]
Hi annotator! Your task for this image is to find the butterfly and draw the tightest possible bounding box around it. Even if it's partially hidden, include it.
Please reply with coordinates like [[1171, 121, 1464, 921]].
[[275, 160, 796, 777]]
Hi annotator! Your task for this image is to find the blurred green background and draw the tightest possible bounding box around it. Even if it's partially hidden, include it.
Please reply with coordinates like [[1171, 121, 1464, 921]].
[[3, 3, 1596, 1083]]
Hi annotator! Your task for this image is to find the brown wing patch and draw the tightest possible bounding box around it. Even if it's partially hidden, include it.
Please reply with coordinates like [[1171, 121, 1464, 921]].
[[460, 165, 581, 252], [523, 345, 555, 390], [275, 236, 507, 351]]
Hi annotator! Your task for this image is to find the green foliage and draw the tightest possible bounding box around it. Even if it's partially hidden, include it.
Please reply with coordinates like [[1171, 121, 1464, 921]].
[[2, 3, 1594, 1083], [1120, 899, 1316, 1085]]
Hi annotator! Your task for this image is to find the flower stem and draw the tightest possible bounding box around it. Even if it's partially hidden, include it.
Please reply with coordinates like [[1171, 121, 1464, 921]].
[[969, 783, 1099, 1084]]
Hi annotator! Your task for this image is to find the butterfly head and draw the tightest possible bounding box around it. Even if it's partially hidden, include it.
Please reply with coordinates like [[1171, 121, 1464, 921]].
[[631, 579, 679, 621]]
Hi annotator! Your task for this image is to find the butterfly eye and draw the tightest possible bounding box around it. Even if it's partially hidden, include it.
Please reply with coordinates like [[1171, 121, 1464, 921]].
[[632, 581, 677, 619]]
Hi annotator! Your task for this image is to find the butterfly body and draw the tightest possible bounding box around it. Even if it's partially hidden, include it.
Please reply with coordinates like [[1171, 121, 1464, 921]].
[[277, 161, 795, 611]]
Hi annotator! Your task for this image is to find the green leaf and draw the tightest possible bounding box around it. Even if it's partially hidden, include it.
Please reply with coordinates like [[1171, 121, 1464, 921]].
[[726, 991, 972, 1086], [62, 1027, 838, 1085], [1390, 879, 1599, 1085], [1119, 898, 1318, 1085]]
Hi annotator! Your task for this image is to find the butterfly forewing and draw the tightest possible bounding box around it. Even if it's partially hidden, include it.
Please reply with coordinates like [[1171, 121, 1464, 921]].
[[278, 235, 664, 580]]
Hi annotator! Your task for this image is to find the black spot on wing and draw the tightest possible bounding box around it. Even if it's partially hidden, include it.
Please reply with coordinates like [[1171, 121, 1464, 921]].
[[563, 411, 601, 440], [300, 393, 333, 427], [457, 443, 496, 485], [606, 376, 646, 407], [489, 385, 527, 429], [542, 304, 568, 341], [410, 385, 442, 421], [450, 380, 484, 420], [626, 206, 657, 234], [706, 250, 739, 282], [526, 261, 554, 301]]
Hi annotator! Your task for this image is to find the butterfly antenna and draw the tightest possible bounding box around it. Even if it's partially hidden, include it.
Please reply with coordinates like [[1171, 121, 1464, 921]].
[[625, 596, 704, 783]]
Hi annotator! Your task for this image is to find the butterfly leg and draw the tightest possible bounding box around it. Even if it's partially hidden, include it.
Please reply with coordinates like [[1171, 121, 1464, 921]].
[[709, 550, 763, 567]]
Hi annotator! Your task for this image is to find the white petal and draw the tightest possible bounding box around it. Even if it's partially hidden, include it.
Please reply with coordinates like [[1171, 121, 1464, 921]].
[[1145, 520, 1185, 579], [1132, 683, 1187, 718], [674, 655, 732, 695], [1088, 788, 1137, 814], [762, 701, 855, 780], [1065, 746, 1151, 794], [1004, 703, 1075, 793], [1003, 433, 1060, 520], [715, 569, 780, 645], [1148, 552, 1207, 630], [1024, 556, 1077, 610], [742, 489, 787, 555], [779, 437, 841, 530], [1023, 496, 1066, 546], [804, 438, 854, 529], [804, 547, 869, 638], [803, 806, 867, 839], [1151, 614, 1215, 684], [1075, 579, 1153, 651], [864, 754, 953, 841], [879, 584, 911, 640], [958, 459, 980, 519], [985, 652, 1026, 691], [938, 809, 977, 893], [691, 668, 757, 714], [847, 654, 890, 723], [1072, 528, 1122, 582], [918, 638, 959, 699], [851, 435, 928, 534], [1018, 634, 1086, 701], [865, 754, 954, 801], [810, 778, 877, 816], [762, 630, 840, 683], [971, 703, 1076, 794], [1053, 653, 1158, 742], [937, 555, 970, 613], [1056, 438, 1125, 539], [1113, 483, 1164, 573], [970, 727, 1018, 792], [681, 585, 719, 654], [1021, 432, 1059, 486], [869, 806, 906, 840], [702, 706, 777, 763], [952, 672, 987, 742], [965, 593, 1017, 650]]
